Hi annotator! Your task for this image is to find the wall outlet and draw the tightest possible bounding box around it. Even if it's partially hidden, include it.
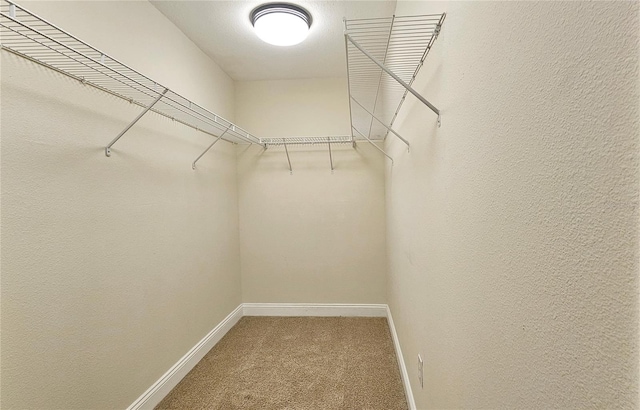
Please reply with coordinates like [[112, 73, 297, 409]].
[[418, 354, 424, 388]]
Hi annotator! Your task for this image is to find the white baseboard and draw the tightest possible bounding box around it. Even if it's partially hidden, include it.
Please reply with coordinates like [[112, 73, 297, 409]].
[[127, 303, 414, 410], [126, 304, 243, 410], [242, 303, 388, 317], [386, 306, 417, 410]]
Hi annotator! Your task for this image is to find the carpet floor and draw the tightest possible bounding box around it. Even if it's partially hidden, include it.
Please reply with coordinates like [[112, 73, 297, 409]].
[[156, 316, 408, 410]]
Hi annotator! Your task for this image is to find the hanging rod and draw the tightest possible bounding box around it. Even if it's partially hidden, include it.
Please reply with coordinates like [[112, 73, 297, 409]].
[[344, 13, 445, 142], [0, 0, 261, 159]]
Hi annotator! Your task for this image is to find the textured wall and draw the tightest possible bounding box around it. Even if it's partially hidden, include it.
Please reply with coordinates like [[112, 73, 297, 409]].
[[386, 1, 639, 408], [236, 78, 351, 137], [1, 2, 241, 408], [236, 78, 387, 303]]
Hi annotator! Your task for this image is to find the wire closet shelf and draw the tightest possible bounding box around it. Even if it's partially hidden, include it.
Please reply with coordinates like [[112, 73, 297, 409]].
[[261, 136, 354, 146], [344, 13, 445, 149], [0, 0, 262, 161]]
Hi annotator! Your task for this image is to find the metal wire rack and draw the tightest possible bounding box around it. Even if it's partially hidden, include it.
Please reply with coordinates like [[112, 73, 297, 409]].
[[260, 136, 355, 174], [0, 0, 261, 163], [344, 13, 445, 149], [261, 136, 353, 146]]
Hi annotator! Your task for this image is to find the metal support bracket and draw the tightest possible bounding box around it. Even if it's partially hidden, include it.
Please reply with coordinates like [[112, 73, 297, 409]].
[[351, 96, 410, 151], [352, 126, 394, 165], [328, 137, 334, 173], [346, 34, 440, 118], [284, 142, 292, 174], [105, 88, 168, 157], [192, 125, 232, 170]]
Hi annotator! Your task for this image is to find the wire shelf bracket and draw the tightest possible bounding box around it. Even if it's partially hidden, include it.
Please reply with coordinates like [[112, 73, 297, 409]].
[[344, 13, 446, 151], [283, 142, 293, 175], [350, 95, 410, 151], [352, 126, 394, 165], [105, 88, 168, 157], [192, 125, 232, 170], [328, 137, 334, 173], [0, 0, 261, 164]]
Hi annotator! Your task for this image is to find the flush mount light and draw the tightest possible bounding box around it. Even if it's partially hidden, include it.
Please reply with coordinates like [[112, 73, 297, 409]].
[[250, 3, 312, 47]]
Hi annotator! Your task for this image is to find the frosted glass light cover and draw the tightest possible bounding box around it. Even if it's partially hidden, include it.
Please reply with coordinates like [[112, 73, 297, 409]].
[[254, 11, 309, 46]]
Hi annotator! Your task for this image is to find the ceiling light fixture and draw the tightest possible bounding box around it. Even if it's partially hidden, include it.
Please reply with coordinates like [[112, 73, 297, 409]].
[[250, 3, 312, 47]]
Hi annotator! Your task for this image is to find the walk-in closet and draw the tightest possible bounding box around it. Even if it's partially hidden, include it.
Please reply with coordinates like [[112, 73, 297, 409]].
[[1, 1, 638, 409]]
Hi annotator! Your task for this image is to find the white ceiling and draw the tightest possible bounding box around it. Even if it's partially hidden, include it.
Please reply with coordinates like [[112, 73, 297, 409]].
[[150, 0, 397, 81]]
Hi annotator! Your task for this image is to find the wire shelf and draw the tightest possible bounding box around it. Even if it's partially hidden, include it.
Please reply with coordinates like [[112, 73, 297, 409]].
[[260, 136, 354, 174], [261, 136, 354, 147], [0, 0, 261, 149], [345, 13, 445, 140]]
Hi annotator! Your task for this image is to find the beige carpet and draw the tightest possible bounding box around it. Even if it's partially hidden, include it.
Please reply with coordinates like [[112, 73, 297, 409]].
[[156, 316, 408, 409]]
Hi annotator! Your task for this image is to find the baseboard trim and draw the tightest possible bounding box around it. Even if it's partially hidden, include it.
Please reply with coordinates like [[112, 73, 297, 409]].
[[242, 303, 388, 317], [126, 304, 244, 410], [386, 306, 417, 410]]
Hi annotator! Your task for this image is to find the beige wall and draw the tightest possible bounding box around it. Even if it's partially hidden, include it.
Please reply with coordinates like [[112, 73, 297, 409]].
[[386, 1, 639, 408], [1, 1, 241, 408], [236, 78, 387, 303], [236, 78, 351, 137]]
